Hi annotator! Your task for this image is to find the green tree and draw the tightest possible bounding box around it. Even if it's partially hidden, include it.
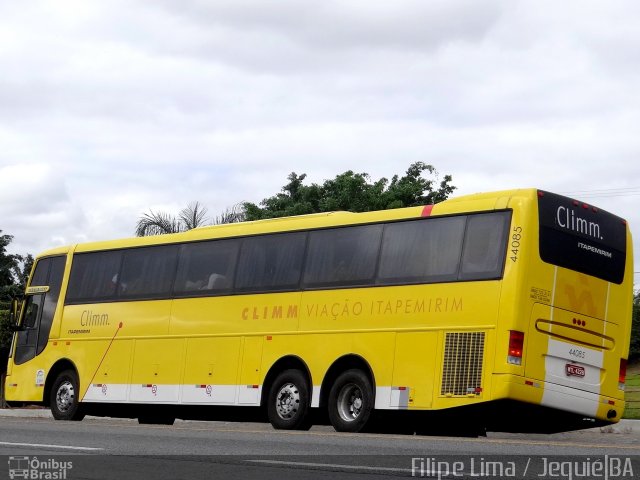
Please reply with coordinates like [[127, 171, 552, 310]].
[[136, 202, 209, 236], [0, 307, 11, 355], [243, 162, 456, 220], [0, 232, 20, 297], [1, 232, 32, 357], [0, 232, 32, 302], [136, 202, 246, 237], [212, 203, 246, 226], [135, 163, 454, 235]]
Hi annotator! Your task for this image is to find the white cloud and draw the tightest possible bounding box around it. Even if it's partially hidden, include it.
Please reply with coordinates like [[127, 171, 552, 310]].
[[0, 0, 638, 282]]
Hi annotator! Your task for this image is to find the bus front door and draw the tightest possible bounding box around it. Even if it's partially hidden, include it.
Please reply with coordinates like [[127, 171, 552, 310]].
[[13, 256, 66, 366]]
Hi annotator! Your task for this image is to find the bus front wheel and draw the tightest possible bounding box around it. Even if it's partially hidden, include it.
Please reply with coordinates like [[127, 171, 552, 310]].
[[50, 370, 85, 421], [267, 369, 311, 430], [328, 369, 373, 432]]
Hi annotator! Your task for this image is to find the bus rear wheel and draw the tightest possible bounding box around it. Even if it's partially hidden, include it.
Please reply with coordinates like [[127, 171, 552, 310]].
[[267, 369, 311, 430], [50, 370, 85, 421], [328, 369, 373, 432]]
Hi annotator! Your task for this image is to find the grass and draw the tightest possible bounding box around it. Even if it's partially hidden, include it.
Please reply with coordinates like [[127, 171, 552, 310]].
[[623, 361, 640, 419]]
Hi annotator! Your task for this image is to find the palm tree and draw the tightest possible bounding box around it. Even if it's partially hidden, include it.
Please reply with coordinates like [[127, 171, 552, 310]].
[[213, 203, 246, 225], [135, 202, 209, 236], [135, 202, 246, 237]]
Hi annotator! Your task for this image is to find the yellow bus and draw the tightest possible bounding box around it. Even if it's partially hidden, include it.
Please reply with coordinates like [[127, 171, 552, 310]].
[[4, 188, 634, 432]]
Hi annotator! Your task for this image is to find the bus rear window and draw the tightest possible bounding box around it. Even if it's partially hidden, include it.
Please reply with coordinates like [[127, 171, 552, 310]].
[[538, 191, 626, 284]]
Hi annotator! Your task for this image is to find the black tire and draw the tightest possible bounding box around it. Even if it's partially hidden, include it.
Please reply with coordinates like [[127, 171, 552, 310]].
[[50, 370, 85, 421], [267, 369, 311, 430], [328, 369, 373, 433]]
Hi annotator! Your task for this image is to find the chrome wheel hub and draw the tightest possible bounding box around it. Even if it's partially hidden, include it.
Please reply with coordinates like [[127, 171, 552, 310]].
[[275, 383, 300, 419], [337, 383, 363, 422], [56, 381, 75, 413]]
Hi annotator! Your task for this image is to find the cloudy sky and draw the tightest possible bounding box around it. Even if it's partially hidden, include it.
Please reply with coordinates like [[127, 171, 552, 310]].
[[1, 0, 639, 284]]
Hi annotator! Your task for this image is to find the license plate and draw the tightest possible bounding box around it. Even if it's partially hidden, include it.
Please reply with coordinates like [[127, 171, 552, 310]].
[[565, 364, 586, 377]]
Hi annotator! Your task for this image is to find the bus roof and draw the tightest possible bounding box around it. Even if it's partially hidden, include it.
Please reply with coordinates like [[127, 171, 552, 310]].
[[39, 188, 541, 257], [68, 205, 425, 254]]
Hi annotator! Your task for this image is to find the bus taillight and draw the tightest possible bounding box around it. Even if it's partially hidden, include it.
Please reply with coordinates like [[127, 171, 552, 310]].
[[508, 330, 524, 366], [619, 358, 627, 390]]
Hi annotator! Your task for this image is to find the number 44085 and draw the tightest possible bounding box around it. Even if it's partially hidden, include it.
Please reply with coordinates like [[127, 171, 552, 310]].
[[510, 226, 523, 262]]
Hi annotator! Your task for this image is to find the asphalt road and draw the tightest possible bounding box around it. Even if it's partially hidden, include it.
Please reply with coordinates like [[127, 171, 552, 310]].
[[1, 410, 639, 479]]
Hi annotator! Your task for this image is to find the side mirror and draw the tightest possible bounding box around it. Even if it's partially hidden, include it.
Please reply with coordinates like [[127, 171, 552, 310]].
[[11, 286, 48, 331], [9, 297, 24, 331]]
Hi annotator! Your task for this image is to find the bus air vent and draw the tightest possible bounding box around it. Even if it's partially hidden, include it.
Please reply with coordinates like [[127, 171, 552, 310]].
[[441, 331, 485, 396]]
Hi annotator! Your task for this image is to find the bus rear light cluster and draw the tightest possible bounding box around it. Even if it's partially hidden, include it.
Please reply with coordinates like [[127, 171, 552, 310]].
[[507, 330, 524, 366], [619, 358, 627, 391]]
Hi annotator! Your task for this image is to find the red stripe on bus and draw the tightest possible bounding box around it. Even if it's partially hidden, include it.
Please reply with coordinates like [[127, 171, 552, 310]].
[[421, 205, 433, 217]]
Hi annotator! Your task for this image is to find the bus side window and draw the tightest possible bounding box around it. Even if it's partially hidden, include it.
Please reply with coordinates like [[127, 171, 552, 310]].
[[118, 245, 179, 299], [174, 239, 239, 296], [459, 212, 511, 281], [303, 224, 382, 288], [66, 251, 123, 303], [377, 217, 465, 285], [235, 232, 306, 292]]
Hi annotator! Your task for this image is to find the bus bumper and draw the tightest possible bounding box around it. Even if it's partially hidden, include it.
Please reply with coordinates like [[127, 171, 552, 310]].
[[492, 374, 624, 423], [3, 376, 44, 404]]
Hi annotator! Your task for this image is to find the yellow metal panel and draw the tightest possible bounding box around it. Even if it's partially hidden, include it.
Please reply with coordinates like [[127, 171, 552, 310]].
[[92, 339, 134, 385], [170, 293, 301, 336], [130, 338, 185, 385], [238, 336, 264, 387], [392, 332, 438, 408], [555, 270, 608, 320], [182, 337, 241, 386], [61, 301, 172, 340]]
